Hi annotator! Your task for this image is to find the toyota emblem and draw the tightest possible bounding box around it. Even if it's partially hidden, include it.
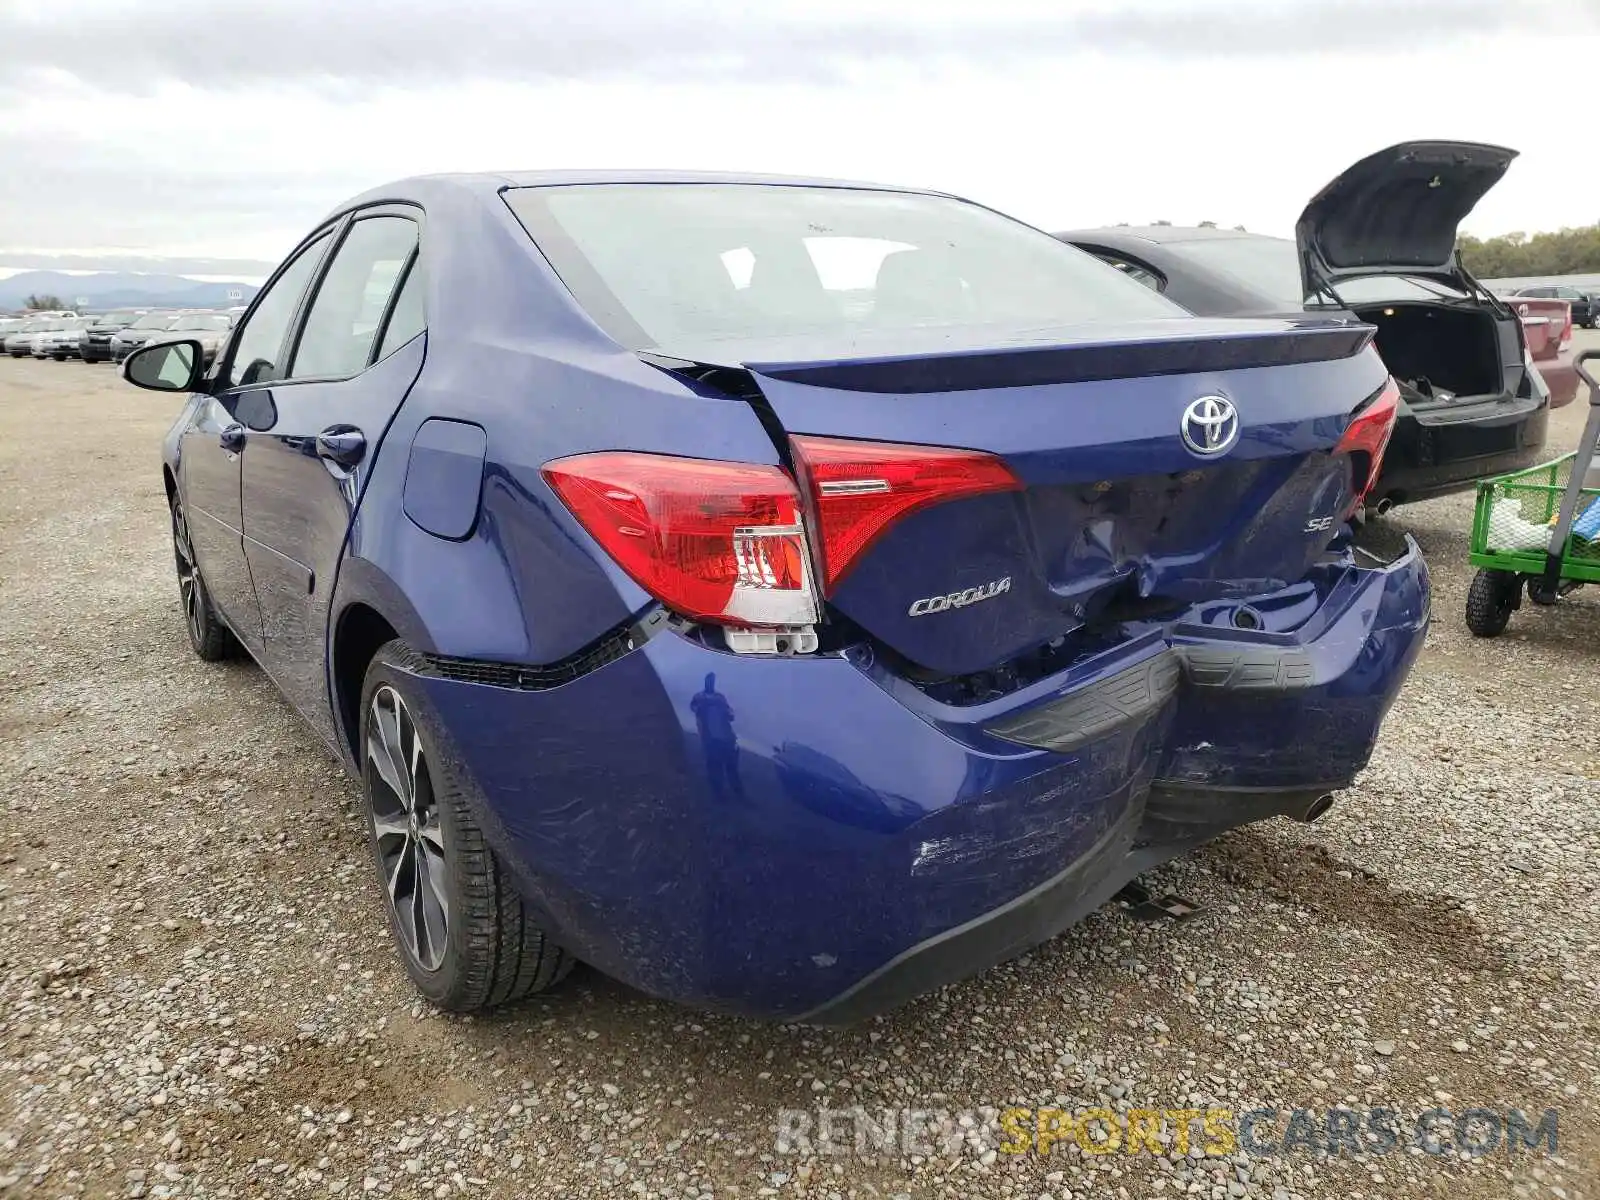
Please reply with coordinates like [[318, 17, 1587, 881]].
[[1180, 395, 1240, 457]]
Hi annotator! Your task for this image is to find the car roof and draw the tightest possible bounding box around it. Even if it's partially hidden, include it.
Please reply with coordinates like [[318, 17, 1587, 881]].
[[400, 169, 934, 191], [329, 170, 953, 218], [1059, 225, 1286, 246]]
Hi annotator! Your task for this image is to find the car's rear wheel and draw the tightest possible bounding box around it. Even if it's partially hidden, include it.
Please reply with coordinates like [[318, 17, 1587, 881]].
[[170, 495, 236, 660], [1465, 568, 1519, 637], [361, 641, 574, 1011]]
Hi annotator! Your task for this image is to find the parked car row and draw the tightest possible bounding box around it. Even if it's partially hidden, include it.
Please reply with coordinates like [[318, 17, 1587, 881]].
[[1509, 282, 1600, 328], [2, 309, 238, 363]]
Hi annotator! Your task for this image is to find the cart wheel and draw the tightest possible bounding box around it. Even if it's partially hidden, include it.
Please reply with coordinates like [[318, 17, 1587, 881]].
[[1465, 569, 1520, 637], [1526, 576, 1575, 606]]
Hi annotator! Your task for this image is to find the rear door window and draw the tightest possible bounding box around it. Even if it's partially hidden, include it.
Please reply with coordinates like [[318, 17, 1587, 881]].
[[290, 215, 420, 380]]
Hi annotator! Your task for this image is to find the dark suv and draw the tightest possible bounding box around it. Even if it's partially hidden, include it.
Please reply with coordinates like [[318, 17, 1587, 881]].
[[79, 310, 148, 362], [1510, 284, 1600, 328]]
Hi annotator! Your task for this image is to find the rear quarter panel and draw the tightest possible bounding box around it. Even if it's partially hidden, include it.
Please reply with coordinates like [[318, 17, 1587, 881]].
[[328, 180, 786, 723]]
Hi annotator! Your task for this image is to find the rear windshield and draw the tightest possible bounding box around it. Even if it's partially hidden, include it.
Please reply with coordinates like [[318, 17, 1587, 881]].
[[130, 314, 176, 330], [504, 183, 1183, 357], [169, 314, 230, 331], [1170, 235, 1469, 307], [1167, 236, 1305, 304]]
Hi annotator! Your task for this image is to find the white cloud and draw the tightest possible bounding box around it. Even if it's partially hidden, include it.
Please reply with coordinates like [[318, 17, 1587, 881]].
[[1, 0, 1597, 260]]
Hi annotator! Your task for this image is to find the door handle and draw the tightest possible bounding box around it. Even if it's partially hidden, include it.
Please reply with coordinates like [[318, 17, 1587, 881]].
[[219, 423, 246, 452], [316, 426, 367, 469]]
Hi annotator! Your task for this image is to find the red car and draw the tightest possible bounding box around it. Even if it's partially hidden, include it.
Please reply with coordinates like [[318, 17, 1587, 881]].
[[1506, 294, 1578, 408]]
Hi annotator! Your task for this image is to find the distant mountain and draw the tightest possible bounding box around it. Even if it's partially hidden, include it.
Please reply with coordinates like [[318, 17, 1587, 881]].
[[0, 254, 277, 277], [0, 270, 260, 312]]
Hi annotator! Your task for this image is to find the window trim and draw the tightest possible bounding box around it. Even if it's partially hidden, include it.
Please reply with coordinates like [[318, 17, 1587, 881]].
[[217, 200, 424, 394], [370, 248, 425, 365]]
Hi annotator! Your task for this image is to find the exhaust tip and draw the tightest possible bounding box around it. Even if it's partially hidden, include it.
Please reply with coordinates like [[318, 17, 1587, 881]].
[[1298, 794, 1336, 823], [1373, 497, 1396, 516]]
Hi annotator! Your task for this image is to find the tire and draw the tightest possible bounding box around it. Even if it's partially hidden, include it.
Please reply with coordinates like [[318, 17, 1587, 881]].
[[1465, 569, 1519, 637], [360, 640, 574, 1011], [169, 494, 236, 660]]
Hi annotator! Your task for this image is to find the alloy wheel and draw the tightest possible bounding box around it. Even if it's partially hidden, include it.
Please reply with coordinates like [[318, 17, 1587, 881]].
[[171, 501, 204, 645], [366, 685, 450, 972]]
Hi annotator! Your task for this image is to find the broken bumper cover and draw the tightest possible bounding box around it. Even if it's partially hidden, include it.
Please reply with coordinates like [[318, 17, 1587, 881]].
[[404, 538, 1428, 1022]]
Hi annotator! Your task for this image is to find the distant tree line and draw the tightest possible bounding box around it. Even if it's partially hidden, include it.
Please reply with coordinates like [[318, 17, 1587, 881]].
[[1116, 220, 1600, 280], [24, 293, 67, 311], [1457, 225, 1600, 278]]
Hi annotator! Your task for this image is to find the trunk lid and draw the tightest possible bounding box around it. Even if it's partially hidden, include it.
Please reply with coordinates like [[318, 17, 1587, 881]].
[[1296, 141, 1518, 292], [722, 319, 1388, 677]]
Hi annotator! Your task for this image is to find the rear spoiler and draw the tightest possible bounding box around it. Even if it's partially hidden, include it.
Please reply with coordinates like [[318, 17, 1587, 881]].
[[647, 322, 1375, 396]]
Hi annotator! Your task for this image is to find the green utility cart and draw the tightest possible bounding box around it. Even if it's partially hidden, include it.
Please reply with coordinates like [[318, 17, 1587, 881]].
[[1466, 350, 1600, 636]]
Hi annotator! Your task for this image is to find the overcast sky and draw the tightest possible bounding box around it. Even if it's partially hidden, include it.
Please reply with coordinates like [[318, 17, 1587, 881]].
[[2, 0, 1598, 272]]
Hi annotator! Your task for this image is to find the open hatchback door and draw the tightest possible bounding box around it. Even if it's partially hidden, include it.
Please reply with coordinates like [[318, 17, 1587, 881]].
[[1292, 141, 1547, 503], [1296, 140, 1518, 291]]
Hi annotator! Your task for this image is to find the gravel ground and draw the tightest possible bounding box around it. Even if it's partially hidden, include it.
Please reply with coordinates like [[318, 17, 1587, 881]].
[[1, 347, 1597, 1200]]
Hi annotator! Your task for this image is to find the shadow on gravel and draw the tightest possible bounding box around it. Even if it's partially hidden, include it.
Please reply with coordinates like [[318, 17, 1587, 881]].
[[1353, 514, 1460, 560], [1195, 828, 1505, 971]]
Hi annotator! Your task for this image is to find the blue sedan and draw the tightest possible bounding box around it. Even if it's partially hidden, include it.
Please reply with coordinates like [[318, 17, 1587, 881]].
[[122, 171, 1428, 1022]]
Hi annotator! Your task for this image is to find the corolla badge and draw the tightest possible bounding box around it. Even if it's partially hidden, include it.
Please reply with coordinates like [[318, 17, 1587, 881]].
[[908, 576, 1011, 617], [1180, 395, 1240, 456]]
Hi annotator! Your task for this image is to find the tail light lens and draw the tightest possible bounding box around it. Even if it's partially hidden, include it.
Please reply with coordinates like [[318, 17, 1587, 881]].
[[1562, 304, 1574, 345], [1335, 377, 1401, 517], [790, 435, 1023, 594], [542, 452, 819, 626]]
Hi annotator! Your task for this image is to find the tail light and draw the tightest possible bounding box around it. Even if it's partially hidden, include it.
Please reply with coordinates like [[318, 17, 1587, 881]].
[[542, 452, 818, 626], [1335, 377, 1400, 518], [790, 435, 1023, 594], [1562, 304, 1574, 346]]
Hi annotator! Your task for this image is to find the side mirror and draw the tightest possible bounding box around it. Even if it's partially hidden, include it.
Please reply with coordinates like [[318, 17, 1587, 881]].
[[123, 339, 203, 392]]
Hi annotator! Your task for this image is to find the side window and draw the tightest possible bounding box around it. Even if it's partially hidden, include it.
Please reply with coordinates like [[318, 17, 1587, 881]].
[[1088, 251, 1164, 293], [291, 216, 419, 380], [224, 230, 334, 389], [376, 255, 426, 360]]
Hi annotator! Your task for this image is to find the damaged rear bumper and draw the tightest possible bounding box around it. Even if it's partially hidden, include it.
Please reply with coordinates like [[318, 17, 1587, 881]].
[[406, 539, 1429, 1022], [804, 538, 1428, 1023]]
